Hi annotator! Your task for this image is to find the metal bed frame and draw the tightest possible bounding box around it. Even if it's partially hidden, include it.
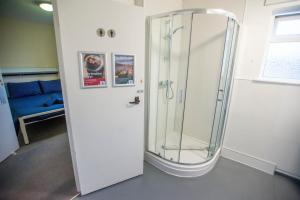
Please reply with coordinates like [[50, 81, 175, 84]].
[[19, 108, 65, 144]]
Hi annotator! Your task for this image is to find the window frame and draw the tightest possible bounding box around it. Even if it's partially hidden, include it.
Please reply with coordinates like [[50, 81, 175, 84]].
[[264, 0, 300, 6], [258, 12, 300, 85], [272, 14, 300, 42]]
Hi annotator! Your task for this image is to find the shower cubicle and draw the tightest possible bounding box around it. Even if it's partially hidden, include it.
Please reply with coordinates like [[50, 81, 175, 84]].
[[146, 9, 239, 177]]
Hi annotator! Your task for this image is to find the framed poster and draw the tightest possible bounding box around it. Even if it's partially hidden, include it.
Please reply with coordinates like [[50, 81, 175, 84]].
[[79, 51, 107, 88], [112, 54, 135, 87]]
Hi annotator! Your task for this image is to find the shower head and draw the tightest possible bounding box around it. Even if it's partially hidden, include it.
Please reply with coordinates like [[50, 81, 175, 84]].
[[172, 26, 184, 34], [163, 25, 184, 40]]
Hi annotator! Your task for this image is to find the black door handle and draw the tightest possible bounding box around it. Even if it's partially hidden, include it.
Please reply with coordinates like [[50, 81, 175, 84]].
[[129, 96, 140, 105]]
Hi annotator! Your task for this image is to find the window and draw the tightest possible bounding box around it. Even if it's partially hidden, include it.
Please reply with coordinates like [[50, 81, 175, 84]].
[[265, 0, 300, 6], [262, 13, 300, 83]]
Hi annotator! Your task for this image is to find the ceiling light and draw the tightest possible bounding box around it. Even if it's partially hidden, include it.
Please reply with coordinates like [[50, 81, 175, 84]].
[[38, 2, 53, 12]]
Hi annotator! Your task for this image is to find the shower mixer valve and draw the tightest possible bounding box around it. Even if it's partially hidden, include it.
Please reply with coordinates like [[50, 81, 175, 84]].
[[159, 80, 173, 88], [159, 80, 174, 100]]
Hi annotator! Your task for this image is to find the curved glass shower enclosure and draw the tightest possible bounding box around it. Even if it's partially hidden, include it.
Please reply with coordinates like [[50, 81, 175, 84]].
[[146, 9, 239, 176]]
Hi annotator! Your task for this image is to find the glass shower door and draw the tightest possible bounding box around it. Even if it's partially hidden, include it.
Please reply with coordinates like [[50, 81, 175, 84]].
[[148, 16, 172, 158], [180, 13, 229, 163], [148, 13, 192, 162], [208, 19, 239, 157], [163, 13, 192, 162]]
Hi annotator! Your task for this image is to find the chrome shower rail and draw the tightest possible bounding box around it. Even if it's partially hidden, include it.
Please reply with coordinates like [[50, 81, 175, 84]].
[[149, 8, 239, 24]]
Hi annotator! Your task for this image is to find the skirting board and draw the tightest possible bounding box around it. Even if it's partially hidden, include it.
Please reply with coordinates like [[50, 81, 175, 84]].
[[276, 169, 300, 181], [221, 147, 276, 175]]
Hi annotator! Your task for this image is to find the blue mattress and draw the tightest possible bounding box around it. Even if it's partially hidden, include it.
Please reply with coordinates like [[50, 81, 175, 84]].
[[9, 92, 64, 123]]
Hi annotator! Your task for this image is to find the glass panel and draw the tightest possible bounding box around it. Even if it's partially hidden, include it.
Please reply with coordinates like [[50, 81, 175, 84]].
[[275, 17, 300, 36], [263, 42, 300, 80], [208, 19, 235, 157], [210, 19, 239, 156], [180, 14, 228, 164], [265, 0, 297, 5], [164, 13, 192, 162], [148, 17, 160, 154], [148, 13, 192, 163], [148, 16, 171, 157]]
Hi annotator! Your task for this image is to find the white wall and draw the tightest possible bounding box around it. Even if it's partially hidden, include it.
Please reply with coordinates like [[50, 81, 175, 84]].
[[112, 0, 135, 5], [0, 17, 58, 68], [110, 0, 183, 15], [144, 0, 182, 16], [223, 0, 300, 178]]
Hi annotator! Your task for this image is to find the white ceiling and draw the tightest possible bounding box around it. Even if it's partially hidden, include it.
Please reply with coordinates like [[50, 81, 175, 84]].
[[0, 0, 53, 24]]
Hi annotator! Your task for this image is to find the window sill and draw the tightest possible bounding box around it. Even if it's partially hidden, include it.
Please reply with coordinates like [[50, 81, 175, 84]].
[[253, 77, 300, 86]]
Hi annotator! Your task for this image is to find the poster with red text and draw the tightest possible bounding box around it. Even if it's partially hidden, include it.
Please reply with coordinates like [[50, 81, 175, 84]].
[[79, 52, 107, 88]]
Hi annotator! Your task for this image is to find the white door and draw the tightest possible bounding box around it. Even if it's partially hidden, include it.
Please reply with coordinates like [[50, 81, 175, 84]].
[[0, 72, 19, 162], [53, 0, 145, 195]]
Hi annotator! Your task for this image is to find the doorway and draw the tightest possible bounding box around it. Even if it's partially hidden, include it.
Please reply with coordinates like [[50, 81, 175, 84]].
[[0, 0, 77, 199]]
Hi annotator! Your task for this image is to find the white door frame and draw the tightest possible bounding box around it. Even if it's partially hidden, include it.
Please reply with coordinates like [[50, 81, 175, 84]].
[[52, 0, 81, 192]]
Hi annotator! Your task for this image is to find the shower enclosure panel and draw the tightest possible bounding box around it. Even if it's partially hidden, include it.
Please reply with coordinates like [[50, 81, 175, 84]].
[[148, 13, 192, 162], [208, 18, 239, 156], [181, 14, 228, 163], [147, 9, 239, 174]]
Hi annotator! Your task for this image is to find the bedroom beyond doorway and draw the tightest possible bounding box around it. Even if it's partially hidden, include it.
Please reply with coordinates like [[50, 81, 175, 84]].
[[0, 0, 77, 199]]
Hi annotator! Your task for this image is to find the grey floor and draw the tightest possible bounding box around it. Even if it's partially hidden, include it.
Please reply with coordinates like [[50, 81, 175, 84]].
[[0, 118, 299, 200], [79, 159, 300, 200], [0, 117, 77, 200]]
